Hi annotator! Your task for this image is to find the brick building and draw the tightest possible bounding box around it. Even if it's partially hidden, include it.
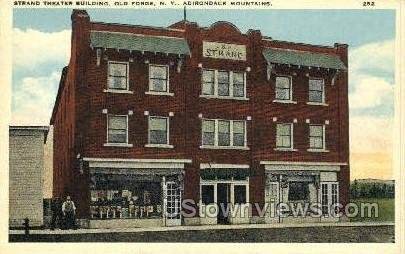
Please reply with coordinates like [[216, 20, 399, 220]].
[[51, 9, 349, 228]]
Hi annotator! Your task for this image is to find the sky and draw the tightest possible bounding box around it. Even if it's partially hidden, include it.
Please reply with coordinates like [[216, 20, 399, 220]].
[[11, 8, 396, 182]]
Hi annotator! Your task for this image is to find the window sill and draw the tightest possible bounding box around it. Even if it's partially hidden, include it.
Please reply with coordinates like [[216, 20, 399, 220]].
[[104, 143, 133, 147], [199, 145, 250, 150], [273, 99, 297, 104], [274, 148, 298, 152], [103, 89, 134, 94], [307, 102, 329, 106], [307, 149, 330, 153], [199, 95, 249, 101], [145, 91, 174, 96], [145, 144, 174, 149]]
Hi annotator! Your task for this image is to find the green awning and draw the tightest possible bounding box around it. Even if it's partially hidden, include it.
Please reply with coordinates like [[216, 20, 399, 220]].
[[90, 31, 191, 56], [201, 168, 254, 180], [263, 47, 347, 70]]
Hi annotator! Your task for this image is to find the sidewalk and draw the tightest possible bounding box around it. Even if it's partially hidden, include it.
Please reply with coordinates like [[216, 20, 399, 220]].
[[9, 221, 394, 235]]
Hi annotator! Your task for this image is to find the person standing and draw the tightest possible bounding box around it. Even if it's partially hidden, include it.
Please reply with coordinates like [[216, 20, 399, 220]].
[[62, 196, 77, 230], [50, 197, 63, 230]]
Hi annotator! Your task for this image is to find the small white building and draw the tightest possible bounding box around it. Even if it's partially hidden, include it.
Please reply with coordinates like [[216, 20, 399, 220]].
[[9, 126, 49, 227]]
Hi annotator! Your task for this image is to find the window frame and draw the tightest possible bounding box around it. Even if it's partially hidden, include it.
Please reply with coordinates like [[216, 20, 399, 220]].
[[274, 75, 293, 101], [107, 61, 129, 91], [106, 114, 129, 144], [308, 78, 325, 103], [201, 118, 248, 149], [148, 64, 170, 93], [308, 124, 326, 150], [275, 123, 293, 149], [148, 116, 170, 145], [200, 69, 247, 100]]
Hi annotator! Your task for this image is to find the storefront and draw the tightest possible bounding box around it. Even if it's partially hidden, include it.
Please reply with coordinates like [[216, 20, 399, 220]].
[[84, 158, 191, 228]]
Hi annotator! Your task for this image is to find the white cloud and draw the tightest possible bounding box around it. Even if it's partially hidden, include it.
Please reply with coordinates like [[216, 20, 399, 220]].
[[13, 28, 71, 68], [350, 116, 393, 154], [11, 72, 60, 125]]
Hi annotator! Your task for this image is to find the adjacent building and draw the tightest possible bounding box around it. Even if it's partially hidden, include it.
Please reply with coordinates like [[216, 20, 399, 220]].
[[51, 9, 349, 228], [9, 126, 49, 227]]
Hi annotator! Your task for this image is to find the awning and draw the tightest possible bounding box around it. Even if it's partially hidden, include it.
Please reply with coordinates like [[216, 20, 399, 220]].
[[201, 168, 254, 180], [90, 31, 191, 56], [263, 47, 347, 70]]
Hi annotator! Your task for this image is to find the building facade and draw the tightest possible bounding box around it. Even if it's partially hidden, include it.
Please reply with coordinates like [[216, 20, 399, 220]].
[[9, 126, 49, 227], [51, 10, 349, 228]]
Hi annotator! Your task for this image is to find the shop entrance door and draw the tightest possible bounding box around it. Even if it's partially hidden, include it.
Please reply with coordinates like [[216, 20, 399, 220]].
[[164, 181, 182, 226], [217, 183, 230, 224]]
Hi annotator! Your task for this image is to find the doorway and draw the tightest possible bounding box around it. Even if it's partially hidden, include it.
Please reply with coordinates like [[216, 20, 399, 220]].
[[217, 183, 230, 224]]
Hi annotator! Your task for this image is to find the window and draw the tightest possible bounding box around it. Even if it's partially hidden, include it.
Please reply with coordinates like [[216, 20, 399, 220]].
[[149, 117, 168, 145], [201, 119, 247, 148], [201, 185, 215, 205], [218, 120, 230, 146], [201, 70, 246, 99], [233, 72, 245, 97], [288, 182, 309, 201], [108, 62, 128, 90], [107, 115, 128, 143], [218, 71, 230, 96], [234, 185, 247, 204], [321, 183, 329, 215], [321, 182, 339, 216], [149, 65, 169, 92], [275, 76, 292, 100], [202, 120, 215, 146], [331, 183, 338, 215], [309, 78, 324, 103], [276, 123, 293, 148], [202, 70, 215, 95], [309, 125, 325, 149]]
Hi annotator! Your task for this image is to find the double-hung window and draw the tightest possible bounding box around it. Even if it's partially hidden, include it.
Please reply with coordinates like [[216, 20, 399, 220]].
[[149, 116, 169, 145], [108, 62, 129, 90], [201, 70, 246, 99], [275, 76, 292, 101], [276, 123, 293, 149], [309, 78, 325, 103], [107, 115, 128, 144], [149, 65, 169, 93], [309, 125, 325, 150], [201, 119, 247, 148]]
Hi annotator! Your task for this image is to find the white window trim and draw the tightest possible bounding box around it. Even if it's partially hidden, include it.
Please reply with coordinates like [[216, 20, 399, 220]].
[[147, 116, 172, 147], [200, 69, 248, 100], [200, 179, 250, 205], [200, 118, 249, 150], [307, 124, 328, 152], [105, 114, 132, 147], [274, 123, 296, 151], [274, 75, 294, 102], [107, 61, 130, 92], [148, 64, 171, 95], [308, 77, 326, 104]]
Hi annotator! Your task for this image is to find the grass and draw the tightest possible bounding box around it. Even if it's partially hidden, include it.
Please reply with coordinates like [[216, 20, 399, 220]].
[[349, 198, 394, 222]]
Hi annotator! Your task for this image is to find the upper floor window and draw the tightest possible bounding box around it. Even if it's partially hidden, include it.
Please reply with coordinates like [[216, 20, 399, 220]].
[[275, 76, 292, 101], [309, 78, 325, 103], [149, 65, 169, 93], [202, 119, 247, 148], [149, 116, 169, 145], [107, 115, 128, 144], [276, 123, 293, 149], [309, 124, 325, 149], [108, 62, 129, 90], [201, 69, 246, 99]]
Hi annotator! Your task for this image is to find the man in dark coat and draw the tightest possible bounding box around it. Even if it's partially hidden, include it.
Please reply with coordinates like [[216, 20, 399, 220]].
[[62, 196, 77, 230], [50, 197, 62, 230]]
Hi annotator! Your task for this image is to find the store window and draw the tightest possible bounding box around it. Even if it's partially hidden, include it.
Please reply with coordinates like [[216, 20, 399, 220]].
[[108, 62, 128, 90], [309, 78, 325, 103], [149, 65, 169, 92], [309, 125, 325, 149], [276, 123, 293, 148], [288, 182, 309, 201], [201, 185, 215, 205], [107, 115, 128, 144], [202, 120, 215, 146], [234, 185, 247, 204], [89, 174, 163, 219], [149, 117, 169, 145], [275, 76, 292, 101], [202, 70, 215, 96]]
